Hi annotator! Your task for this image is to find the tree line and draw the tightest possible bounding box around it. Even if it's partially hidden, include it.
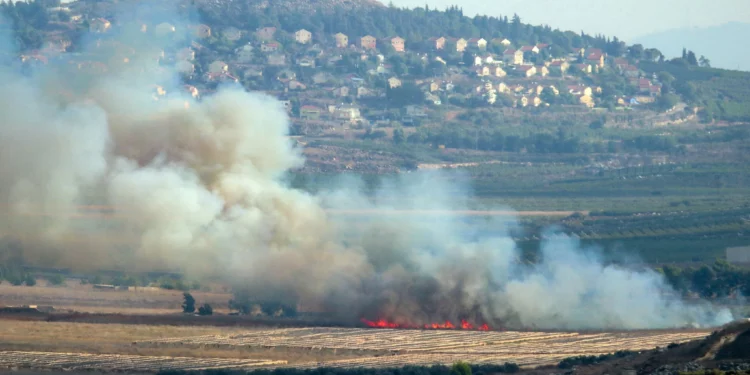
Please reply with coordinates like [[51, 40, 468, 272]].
[[156, 362, 521, 375]]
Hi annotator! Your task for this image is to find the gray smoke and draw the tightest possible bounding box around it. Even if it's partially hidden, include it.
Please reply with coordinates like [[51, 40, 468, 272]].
[[0, 11, 735, 330]]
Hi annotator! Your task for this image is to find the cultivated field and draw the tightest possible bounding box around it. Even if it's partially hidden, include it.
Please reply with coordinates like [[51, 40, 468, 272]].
[[0, 320, 713, 373]]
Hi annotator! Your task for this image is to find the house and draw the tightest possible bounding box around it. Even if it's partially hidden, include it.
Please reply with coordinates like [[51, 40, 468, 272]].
[[334, 33, 349, 48], [572, 47, 586, 57], [243, 66, 263, 78], [223, 27, 242, 41], [267, 53, 286, 66], [89, 18, 111, 33], [312, 72, 333, 84], [515, 65, 536, 77], [300, 105, 323, 120], [184, 85, 199, 98], [205, 71, 239, 83], [405, 105, 427, 117], [649, 84, 662, 97], [493, 66, 507, 77], [295, 29, 312, 44], [579, 95, 595, 108], [530, 96, 542, 107], [477, 54, 494, 65], [176, 47, 195, 61], [296, 57, 316, 68], [496, 82, 509, 93], [175, 60, 194, 75], [474, 66, 490, 77], [428, 37, 446, 50], [335, 105, 361, 121], [518, 96, 529, 107], [425, 81, 439, 92], [357, 86, 375, 98], [289, 80, 307, 90], [256, 27, 277, 41], [467, 38, 487, 50], [492, 38, 511, 47], [208, 60, 228, 74], [587, 52, 605, 68], [386, 36, 405, 52], [622, 65, 640, 78], [388, 77, 402, 88], [575, 63, 592, 74], [154, 22, 175, 36], [361, 35, 377, 50], [549, 60, 569, 75], [473, 56, 483, 66], [520, 45, 540, 54], [260, 42, 280, 52], [192, 24, 211, 38], [536, 65, 549, 77], [333, 86, 349, 97], [536, 43, 549, 51], [503, 49, 523, 65], [235, 45, 254, 63], [448, 37, 467, 52], [568, 85, 593, 97]]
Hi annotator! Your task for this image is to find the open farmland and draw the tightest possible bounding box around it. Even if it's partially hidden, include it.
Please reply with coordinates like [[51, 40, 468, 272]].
[[0, 320, 713, 373]]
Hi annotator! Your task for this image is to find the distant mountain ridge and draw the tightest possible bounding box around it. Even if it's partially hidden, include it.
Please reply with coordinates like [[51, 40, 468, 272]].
[[634, 22, 750, 72]]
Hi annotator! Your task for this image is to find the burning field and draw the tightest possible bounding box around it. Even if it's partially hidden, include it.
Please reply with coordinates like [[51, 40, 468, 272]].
[[0, 0, 740, 338], [0, 319, 714, 372]]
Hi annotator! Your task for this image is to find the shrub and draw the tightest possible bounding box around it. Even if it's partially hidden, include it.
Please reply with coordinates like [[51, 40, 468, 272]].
[[198, 303, 213, 316]]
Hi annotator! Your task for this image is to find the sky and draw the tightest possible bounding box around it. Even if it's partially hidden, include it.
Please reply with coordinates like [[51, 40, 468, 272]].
[[389, 0, 750, 42]]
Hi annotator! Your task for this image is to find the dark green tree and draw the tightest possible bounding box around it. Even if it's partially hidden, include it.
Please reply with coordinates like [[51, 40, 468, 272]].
[[182, 292, 196, 313]]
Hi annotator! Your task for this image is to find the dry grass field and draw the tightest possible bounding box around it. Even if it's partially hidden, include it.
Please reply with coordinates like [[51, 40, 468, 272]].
[[0, 320, 713, 373], [0, 282, 232, 314]]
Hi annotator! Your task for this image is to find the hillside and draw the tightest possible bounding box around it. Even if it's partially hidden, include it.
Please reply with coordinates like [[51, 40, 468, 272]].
[[635, 22, 750, 72]]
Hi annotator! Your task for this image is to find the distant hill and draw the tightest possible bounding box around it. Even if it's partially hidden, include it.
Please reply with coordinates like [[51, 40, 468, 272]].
[[634, 22, 750, 72]]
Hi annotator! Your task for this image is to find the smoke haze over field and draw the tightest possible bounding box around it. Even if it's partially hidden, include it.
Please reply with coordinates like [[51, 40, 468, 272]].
[[0, 8, 736, 330]]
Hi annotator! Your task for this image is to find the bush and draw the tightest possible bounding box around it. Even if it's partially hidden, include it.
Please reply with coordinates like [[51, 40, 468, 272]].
[[24, 274, 37, 286], [198, 303, 213, 316], [47, 274, 65, 286]]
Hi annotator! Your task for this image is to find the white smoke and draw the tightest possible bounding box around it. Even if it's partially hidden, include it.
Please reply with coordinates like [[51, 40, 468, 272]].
[[0, 11, 735, 330]]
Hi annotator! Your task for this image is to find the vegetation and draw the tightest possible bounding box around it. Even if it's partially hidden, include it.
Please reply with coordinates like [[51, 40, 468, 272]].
[[557, 351, 636, 369], [156, 363, 521, 375], [198, 303, 213, 316], [182, 292, 196, 313]]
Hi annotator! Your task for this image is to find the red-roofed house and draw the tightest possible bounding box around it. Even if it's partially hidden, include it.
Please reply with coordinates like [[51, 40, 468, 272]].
[[515, 65, 537, 77], [549, 60, 569, 75], [503, 49, 523, 65], [468, 38, 487, 50], [622, 65, 640, 78], [256, 27, 277, 41], [520, 45, 539, 54], [428, 37, 446, 50], [361, 35, 377, 50], [536, 43, 549, 50], [587, 52, 604, 68], [384, 36, 405, 52], [447, 37, 467, 52]]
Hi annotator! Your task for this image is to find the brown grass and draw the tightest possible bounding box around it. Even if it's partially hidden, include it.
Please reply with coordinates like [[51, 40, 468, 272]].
[[0, 282, 232, 314], [0, 320, 379, 363]]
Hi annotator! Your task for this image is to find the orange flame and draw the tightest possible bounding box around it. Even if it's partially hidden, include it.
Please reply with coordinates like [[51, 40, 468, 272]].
[[361, 318, 491, 331]]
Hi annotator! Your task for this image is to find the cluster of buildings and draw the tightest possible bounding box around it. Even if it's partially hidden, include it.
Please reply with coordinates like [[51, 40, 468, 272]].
[[18, 9, 667, 129]]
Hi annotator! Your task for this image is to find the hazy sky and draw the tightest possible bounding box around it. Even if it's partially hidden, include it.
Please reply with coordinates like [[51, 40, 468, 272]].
[[389, 0, 750, 41]]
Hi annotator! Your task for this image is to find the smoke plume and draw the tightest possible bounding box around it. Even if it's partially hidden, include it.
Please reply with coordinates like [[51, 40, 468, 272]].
[[0, 10, 735, 330]]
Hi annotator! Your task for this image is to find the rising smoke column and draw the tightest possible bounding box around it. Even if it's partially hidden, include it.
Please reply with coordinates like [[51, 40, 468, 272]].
[[0, 10, 736, 330]]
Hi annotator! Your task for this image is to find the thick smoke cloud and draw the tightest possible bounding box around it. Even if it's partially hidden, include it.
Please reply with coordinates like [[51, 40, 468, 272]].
[[0, 9, 735, 330]]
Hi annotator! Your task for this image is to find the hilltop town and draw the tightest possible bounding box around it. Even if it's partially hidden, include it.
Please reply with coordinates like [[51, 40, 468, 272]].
[[12, 0, 692, 135]]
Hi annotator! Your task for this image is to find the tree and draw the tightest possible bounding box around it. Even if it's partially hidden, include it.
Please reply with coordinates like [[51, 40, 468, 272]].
[[47, 274, 65, 286], [628, 44, 644, 59], [182, 292, 196, 313], [24, 274, 36, 286], [393, 127, 405, 144], [451, 361, 472, 375], [198, 303, 213, 316], [540, 86, 556, 105], [698, 55, 711, 68], [686, 50, 698, 66]]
